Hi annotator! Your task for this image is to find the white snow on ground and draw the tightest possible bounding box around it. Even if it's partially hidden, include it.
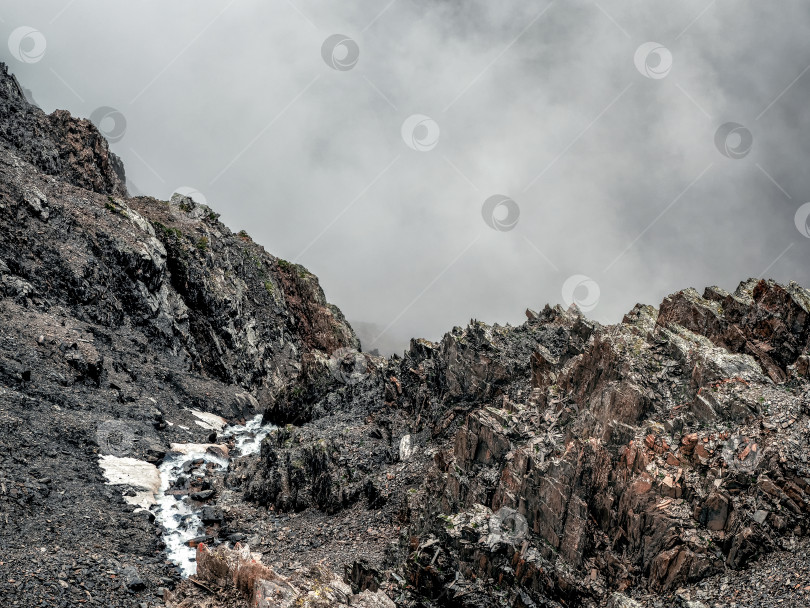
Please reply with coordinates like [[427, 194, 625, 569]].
[[98, 455, 161, 509], [187, 409, 227, 431]]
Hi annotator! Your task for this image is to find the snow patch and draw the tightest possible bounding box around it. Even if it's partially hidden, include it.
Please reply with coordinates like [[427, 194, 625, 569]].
[[187, 409, 227, 431], [98, 455, 161, 508]]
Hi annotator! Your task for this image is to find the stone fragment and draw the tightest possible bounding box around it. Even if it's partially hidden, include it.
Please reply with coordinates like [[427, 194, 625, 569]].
[[122, 565, 145, 591]]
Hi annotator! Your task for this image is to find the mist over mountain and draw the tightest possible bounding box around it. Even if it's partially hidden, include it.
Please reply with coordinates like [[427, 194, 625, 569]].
[[3, 1, 810, 355]]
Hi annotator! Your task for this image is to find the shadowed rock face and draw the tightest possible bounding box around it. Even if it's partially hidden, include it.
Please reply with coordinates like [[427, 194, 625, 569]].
[[0, 59, 357, 400], [3, 62, 810, 608]]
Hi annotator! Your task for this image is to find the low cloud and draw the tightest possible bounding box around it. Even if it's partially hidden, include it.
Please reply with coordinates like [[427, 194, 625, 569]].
[[4, 1, 809, 354]]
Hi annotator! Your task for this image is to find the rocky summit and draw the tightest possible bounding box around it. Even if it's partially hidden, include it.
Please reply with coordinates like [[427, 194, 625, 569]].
[[1, 62, 810, 608]]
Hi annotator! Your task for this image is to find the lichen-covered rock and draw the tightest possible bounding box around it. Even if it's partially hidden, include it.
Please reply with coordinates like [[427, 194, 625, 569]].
[[391, 280, 810, 606], [658, 280, 810, 382]]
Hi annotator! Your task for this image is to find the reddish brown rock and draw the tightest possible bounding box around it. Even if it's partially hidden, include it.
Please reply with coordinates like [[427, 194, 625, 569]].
[[454, 409, 511, 467], [680, 433, 699, 455]]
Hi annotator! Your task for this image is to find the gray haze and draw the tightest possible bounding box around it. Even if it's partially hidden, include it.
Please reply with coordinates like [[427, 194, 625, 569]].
[[4, 1, 810, 354]]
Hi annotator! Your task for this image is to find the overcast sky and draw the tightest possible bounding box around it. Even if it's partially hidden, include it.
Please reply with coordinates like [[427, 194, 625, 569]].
[[4, 1, 810, 354]]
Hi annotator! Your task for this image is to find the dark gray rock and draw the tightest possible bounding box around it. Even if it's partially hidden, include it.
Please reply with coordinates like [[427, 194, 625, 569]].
[[122, 565, 145, 591]]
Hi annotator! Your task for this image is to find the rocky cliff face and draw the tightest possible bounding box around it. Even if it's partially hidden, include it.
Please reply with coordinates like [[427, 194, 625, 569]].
[[393, 285, 810, 605], [0, 62, 357, 397], [0, 62, 358, 607], [225, 280, 810, 608], [2, 63, 810, 608], [0, 64, 126, 198]]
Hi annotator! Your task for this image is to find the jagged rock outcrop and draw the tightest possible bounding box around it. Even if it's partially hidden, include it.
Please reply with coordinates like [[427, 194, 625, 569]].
[[0, 63, 126, 197], [657, 280, 810, 382], [384, 308, 589, 438], [0, 63, 359, 606], [391, 279, 810, 606], [225, 277, 810, 606]]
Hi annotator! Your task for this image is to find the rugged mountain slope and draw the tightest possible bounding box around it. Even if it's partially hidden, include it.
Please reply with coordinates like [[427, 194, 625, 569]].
[[0, 67, 125, 198], [226, 284, 810, 607], [393, 287, 810, 606], [0, 62, 358, 607], [2, 63, 810, 608]]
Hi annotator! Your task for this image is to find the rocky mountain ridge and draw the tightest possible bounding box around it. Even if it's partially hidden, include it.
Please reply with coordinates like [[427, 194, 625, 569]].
[[1, 63, 809, 608], [0, 61, 359, 607]]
